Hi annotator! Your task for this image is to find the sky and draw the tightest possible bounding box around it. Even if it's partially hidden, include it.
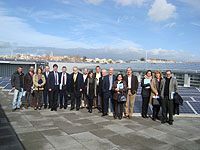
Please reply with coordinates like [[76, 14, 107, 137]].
[[0, 0, 200, 61]]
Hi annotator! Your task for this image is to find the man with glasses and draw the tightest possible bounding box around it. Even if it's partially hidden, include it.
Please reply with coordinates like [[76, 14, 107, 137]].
[[160, 70, 178, 125]]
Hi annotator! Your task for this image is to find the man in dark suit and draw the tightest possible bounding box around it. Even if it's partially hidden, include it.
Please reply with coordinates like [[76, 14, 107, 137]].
[[102, 67, 116, 116], [43, 65, 50, 109], [48, 64, 60, 111], [69, 66, 84, 111], [98, 69, 107, 113], [124, 67, 139, 119], [81, 68, 88, 108], [93, 66, 102, 108], [59, 66, 70, 109]]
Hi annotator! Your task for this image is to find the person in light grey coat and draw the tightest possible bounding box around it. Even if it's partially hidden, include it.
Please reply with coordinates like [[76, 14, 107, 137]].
[[160, 70, 178, 125]]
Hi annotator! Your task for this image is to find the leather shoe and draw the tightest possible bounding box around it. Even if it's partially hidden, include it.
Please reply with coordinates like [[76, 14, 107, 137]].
[[129, 116, 133, 119]]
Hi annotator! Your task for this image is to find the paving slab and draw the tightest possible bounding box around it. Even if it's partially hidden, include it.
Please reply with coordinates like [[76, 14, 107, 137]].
[[0, 89, 200, 150]]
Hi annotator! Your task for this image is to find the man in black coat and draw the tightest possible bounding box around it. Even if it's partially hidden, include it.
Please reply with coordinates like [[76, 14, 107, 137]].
[[69, 66, 84, 111], [102, 67, 116, 116], [24, 65, 35, 109], [59, 66, 70, 109], [11, 66, 24, 111], [48, 64, 60, 111], [43, 65, 50, 109], [98, 69, 107, 113]]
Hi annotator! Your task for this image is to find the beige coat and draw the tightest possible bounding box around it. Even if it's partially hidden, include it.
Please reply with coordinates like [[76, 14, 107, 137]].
[[149, 78, 159, 104], [33, 74, 46, 91]]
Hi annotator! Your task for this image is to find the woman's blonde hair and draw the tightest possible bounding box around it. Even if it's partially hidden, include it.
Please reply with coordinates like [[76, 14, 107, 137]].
[[154, 70, 163, 78]]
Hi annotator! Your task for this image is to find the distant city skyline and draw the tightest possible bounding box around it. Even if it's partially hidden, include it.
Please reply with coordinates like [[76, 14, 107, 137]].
[[0, 0, 200, 61]]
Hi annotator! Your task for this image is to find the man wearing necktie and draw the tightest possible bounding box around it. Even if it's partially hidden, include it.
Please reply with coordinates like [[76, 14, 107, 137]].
[[69, 66, 84, 111], [43, 65, 50, 109], [59, 66, 70, 109], [48, 64, 60, 111]]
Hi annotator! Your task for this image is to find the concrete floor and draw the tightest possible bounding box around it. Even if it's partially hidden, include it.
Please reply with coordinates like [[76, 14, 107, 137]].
[[0, 90, 200, 150]]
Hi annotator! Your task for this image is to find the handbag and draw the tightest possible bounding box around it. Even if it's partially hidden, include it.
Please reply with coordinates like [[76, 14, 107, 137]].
[[38, 79, 43, 84], [152, 96, 160, 106], [117, 92, 127, 102]]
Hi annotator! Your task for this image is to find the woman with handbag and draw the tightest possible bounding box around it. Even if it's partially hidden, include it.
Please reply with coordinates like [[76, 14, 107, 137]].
[[141, 70, 152, 118], [112, 74, 127, 120], [33, 67, 46, 110], [150, 70, 162, 121], [85, 71, 96, 113]]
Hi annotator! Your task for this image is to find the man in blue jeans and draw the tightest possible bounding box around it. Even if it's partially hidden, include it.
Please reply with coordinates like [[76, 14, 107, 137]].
[[11, 66, 24, 111]]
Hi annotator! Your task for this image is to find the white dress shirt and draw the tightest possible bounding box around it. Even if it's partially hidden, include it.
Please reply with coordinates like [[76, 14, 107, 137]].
[[83, 74, 87, 82], [96, 72, 101, 85], [128, 76, 132, 88], [61, 72, 67, 86], [45, 72, 49, 78]]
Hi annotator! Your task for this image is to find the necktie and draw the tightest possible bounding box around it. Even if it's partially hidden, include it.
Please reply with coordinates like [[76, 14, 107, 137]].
[[74, 74, 76, 83], [63, 73, 65, 86], [55, 72, 57, 85]]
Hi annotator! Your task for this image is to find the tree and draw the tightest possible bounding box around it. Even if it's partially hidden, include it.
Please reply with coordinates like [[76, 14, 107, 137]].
[[83, 56, 87, 62], [140, 57, 145, 61]]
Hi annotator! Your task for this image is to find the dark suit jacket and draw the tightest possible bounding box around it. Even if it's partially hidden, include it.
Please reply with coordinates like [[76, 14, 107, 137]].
[[59, 72, 70, 91], [102, 75, 116, 94], [112, 80, 127, 100], [48, 71, 60, 90], [99, 76, 104, 97], [124, 75, 138, 95], [44, 72, 50, 90], [24, 72, 33, 92], [141, 78, 151, 98], [11, 71, 24, 90], [69, 72, 84, 96]]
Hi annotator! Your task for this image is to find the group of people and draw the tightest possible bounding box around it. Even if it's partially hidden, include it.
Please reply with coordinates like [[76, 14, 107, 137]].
[[11, 64, 178, 125]]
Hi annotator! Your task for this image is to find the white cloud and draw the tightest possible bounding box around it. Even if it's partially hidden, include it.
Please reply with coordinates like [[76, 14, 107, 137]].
[[114, 0, 149, 6], [178, 32, 184, 36], [57, 0, 69, 4], [146, 48, 199, 61], [191, 22, 200, 27], [148, 0, 176, 22], [178, 0, 200, 11], [86, 0, 104, 5], [0, 9, 91, 49], [164, 22, 176, 28], [17, 8, 73, 24]]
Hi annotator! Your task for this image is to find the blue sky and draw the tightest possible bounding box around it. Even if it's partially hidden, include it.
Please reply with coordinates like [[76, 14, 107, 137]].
[[0, 0, 200, 61]]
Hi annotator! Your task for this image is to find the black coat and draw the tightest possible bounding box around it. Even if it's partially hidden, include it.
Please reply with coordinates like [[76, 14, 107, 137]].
[[99, 76, 104, 97], [102, 75, 116, 94], [85, 77, 95, 97], [141, 78, 151, 98], [59, 72, 70, 92], [44, 72, 50, 90], [11, 71, 24, 90], [173, 92, 183, 105], [69, 72, 84, 96], [48, 71, 60, 90], [124, 75, 138, 95], [173, 92, 183, 115], [24, 72, 33, 92]]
